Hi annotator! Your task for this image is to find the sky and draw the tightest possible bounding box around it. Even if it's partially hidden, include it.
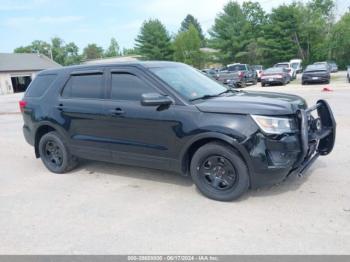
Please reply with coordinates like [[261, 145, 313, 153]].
[[0, 0, 349, 53]]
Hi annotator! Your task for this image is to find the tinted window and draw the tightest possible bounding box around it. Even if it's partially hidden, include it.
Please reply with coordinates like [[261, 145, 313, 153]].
[[275, 64, 289, 68], [111, 73, 153, 100], [228, 64, 246, 71], [265, 68, 284, 73], [25, 74, 56, 97], [62, 74, 104, 99]]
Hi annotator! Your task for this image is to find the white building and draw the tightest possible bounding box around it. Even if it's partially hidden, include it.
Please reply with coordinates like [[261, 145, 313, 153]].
[[0, 53, 61, 95]]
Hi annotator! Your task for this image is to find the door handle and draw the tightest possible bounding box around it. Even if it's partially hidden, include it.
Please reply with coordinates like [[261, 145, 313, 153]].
[[56, 103, 64, 111], [110, 108, 124, 115]]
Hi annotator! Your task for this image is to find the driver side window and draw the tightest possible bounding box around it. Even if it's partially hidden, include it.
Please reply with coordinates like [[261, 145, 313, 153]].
[[111, 73, 154, 101]]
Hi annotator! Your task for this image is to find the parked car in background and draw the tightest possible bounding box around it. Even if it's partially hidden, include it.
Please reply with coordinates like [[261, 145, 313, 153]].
[[252, 65, 263, 81], [261, 67, 290, 86], [290, 59, 303, 73], [347, 65, 350, 83], [313, 62, 331, 73], [327, 61, 338, 73], [217, 63, 257, 88], [201, 68, 219, 79], [20, 61, 336, 201], [274, 62, 296, 80], [302, 64, 330, 85]]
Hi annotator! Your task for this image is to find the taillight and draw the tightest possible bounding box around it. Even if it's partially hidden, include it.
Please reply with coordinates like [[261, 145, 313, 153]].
[[239, 71, 244, 78], [19, 100, 27, 113]]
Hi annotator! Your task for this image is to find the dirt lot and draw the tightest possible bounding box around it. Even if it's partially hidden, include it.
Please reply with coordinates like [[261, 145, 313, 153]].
[[0, 72, 349, 254]]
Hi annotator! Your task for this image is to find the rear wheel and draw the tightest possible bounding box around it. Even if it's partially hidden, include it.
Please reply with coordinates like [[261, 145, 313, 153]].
[[261, 82, 266, 87], [190, 142, 250, 201], [239, 81, 246, 88], [39, 131, 78, 173]]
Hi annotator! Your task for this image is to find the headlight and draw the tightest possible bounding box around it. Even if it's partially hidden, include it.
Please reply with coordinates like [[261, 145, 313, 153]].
[[251, 115, 296, 134]]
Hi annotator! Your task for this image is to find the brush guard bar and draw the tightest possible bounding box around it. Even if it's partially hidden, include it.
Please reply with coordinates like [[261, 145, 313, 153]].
[[293, 99, 336, 176]]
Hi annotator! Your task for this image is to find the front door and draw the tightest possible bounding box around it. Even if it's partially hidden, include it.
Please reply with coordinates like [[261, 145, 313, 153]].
[[102, 67, 176, 170]]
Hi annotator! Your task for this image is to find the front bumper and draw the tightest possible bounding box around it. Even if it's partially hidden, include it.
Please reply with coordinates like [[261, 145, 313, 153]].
[[246, 99, 336, 188]]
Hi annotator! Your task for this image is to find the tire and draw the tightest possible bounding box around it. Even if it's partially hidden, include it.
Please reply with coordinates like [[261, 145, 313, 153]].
[[302, 81, 307, 85], [239, 81, 246, 88], [261, 82, 266, 87], [190, 142, 250, 201], [39, 131, 78, 173]]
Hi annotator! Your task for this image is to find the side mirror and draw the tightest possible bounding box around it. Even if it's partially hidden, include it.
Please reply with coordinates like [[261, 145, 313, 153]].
[[141, 93, 173, 106]]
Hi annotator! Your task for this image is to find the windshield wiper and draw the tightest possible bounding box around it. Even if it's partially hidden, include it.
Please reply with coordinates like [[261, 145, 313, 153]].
[[190, 94, 220, 102], [190, 88, 239, 102]]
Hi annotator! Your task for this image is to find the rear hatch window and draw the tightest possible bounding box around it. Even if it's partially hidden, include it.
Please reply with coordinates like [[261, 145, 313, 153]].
[[25, 74, 57, 97]]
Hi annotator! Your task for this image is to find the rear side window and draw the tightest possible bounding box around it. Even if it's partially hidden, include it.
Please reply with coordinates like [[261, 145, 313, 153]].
[[62, 74, 104, 99], [25, 74, 56, 97], [111, 73, 153, 101]]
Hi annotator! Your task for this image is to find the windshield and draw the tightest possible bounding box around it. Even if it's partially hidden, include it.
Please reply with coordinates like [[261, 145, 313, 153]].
[[227, 64, 246, 71], [291, 63, 299, 69], [265, 68, 283, 73], [275, 64, 289, 68], [305, 65, 327, 72], [150, 64, 227, 101], [252, 65, 262, 70]]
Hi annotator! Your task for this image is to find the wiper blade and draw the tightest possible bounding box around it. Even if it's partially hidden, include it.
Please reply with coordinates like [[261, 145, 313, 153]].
[[190, 89, 239, 102], [189, 94, 219, 101], [217, 88, 239, 96]]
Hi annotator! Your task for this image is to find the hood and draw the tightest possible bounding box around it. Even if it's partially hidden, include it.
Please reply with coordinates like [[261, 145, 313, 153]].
[[195, 91, 307, 115]]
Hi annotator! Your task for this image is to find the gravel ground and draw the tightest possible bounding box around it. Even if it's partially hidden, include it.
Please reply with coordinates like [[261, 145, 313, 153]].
[[0, 71, 349, 254]]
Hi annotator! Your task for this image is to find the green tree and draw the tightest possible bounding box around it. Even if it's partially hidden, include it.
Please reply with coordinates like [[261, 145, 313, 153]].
[[104, 38, 120, 57], [242, 1, 267, 39], [209, 1, 249, 64], [179, 14, 205, 45], [173, 24, 203, 68], [83, 43, 104, 60], [329, 11, 350, 68], [122, 47, 138, 56], [14, 40, 51, 58], [135, 19, 173, 60], [64, 42, 82, 65], [51, 37, 66, 65], [259, 4, 300, 65]]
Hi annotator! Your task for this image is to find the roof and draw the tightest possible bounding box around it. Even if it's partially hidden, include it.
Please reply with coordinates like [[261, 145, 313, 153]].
[[0, 53, 62, 72], [38, 61, 184, 75]]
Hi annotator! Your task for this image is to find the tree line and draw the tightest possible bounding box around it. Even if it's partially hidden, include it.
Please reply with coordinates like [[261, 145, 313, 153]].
[[14, 0, 350, 69]]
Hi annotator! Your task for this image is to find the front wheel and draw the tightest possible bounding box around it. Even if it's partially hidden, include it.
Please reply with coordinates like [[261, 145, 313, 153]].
[[190, 142, 250, 201], [39, 131, 78, 173]]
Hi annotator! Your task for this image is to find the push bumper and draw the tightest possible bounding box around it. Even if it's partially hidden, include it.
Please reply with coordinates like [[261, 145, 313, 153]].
[[246, 99, 336, 188], [290, 99, 336, 176]]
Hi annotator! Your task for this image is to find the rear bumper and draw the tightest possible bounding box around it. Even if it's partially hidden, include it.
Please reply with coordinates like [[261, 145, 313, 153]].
[[247, 99, 336, 188], [302, 75, 329, 83]]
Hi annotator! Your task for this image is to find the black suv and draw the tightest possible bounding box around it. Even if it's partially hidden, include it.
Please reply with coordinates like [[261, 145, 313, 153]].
[[20, 62, 336, 201]]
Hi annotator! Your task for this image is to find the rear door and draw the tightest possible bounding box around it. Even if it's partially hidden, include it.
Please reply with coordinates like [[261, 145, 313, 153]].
[[57, 69, 112, 161]]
